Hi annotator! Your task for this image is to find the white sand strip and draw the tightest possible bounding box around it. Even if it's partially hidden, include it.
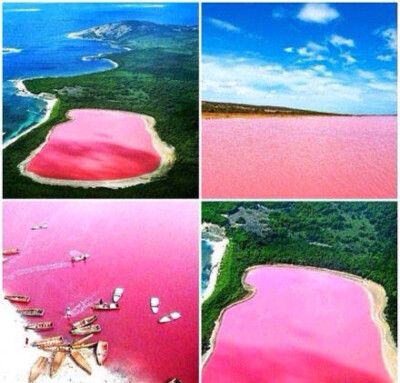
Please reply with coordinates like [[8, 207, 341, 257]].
[[3, 80, 57, 149], [203, 263, 397, 383], [0, 299, 129, 383], [202, 223, 229, 303], [18, 111, 176, 189]]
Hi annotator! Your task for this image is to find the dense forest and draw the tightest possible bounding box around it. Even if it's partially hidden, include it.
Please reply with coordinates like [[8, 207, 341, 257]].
[[4, 21, 198, 198], [202, 202, 397, 354], [202, 101, 340, 117]]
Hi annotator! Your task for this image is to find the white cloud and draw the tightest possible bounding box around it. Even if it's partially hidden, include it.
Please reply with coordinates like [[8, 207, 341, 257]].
[[202, 54, 396, 114], [297, 4, 339, 24], [207, 18, 240, 33], [272, 8, 286, 19], [381, 28, 397, 52], [377, 54, 393, 62], [284, 47, 294, 53], [340, 52, 356, 64], [297, 42, 328, 61], [330, 34, 355, 48], [4, 8, 40, 12]]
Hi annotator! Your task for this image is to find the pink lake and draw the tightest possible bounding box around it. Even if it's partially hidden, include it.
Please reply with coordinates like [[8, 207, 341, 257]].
[[202, 116, 396, 198], [203, 266, 391, 383], [26, 109, 161, 180], [3, 200, 198, 383]]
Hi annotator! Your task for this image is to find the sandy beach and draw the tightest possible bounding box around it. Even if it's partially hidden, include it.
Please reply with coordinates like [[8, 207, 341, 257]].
[[0, 299, 128, 383], [203, 264, 397, 382], [3, 79, 57, 149], [202, 223, 229, 302], [18, 110, 176, 189]]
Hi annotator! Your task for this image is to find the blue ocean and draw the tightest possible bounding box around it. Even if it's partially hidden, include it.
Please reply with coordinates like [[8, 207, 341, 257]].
[[202, 239, 213, 294], [3, 3, 198, 144]]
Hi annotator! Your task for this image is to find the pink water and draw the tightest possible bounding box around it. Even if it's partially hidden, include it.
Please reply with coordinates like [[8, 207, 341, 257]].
[[3, 200, 198, 382], [202, 116, 396, 198], [26, 109, 161, 180], [203, 266, 391, 383]]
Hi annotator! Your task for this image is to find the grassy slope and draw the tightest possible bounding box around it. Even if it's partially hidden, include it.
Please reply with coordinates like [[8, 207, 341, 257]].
[[202, 202, 397, 353], [4, 32, 198, 198]]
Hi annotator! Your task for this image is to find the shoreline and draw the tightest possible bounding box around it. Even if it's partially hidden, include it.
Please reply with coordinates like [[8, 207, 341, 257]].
[[18, 109, 176, 189], [201, 223, 229, 303], [1, 299, 128, 383], [202, 263, 397, 382], [3, 30, 122, 149]]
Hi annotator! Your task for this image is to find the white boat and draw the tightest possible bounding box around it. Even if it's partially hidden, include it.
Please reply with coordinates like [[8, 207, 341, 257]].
[[112, 287, 124, 303], [70, 250, 90, 262], [150, 297, 159, 314], [158, 311, 181, 324], [31, 223, 48, 230]]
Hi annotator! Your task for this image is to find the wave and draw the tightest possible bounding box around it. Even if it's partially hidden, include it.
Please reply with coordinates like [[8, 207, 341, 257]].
[[4, 261, 71, 280]]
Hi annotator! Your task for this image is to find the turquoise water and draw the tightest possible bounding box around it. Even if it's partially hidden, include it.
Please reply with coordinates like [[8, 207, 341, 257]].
[[3, 3, 198, 144], [202, 239, 213, 293]]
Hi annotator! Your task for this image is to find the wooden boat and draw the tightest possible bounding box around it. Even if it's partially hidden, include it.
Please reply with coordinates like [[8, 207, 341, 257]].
[[17, 308, 44, 317], [112, 287, 124, 303], [158, 311, 181, 324], [3, 248, 19, 255], [71, 341, 98, 349], [32, 335, 63, 347], [150, 297, 160, 314], [70, 250, 90, 262], [92, 302, 119, 311], [41, 344, 71, 353], [166, 379, 183, 383], [71, 324, 101, 336], [4, 294, 30, 303], [50, 351, 67, 378], [29, 356, 48, 383], [25, 321, 53, 331], [71, 333, 94, 346], [70, 350, 92, 375], [72, 315, 97, 329], [31, 223, 48, 230], [96, 341, 108, 365]]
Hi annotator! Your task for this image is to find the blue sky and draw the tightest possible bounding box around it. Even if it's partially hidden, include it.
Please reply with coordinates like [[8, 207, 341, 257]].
[[202, 3, 397, 114]]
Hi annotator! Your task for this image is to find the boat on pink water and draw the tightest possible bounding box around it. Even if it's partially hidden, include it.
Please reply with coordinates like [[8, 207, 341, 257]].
[[23, 109, 164, 185], [202, 116, 396, 198], [203, 266, 394, 383], [3, 200, 198, 382]]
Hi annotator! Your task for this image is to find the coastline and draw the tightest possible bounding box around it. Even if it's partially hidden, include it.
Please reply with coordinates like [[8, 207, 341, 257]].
[[3, 30, 121, 149], [201, 223, 229, 303], [3, 79, 57, 149], [0, 299, 128, 383], [18, 110, 176, 189], [202, 263, 397, 382]]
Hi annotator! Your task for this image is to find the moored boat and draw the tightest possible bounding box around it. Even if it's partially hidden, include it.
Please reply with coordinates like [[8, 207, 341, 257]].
[[96, 341, 108, 365], [158, 311, 181, 324], [72, 315, 97, 329], [3, 248, 20, 255], [25, 321, 53, 331], [92, 302, 119, 311], [70, 250, 90, 262], [150, 297, 160, 314], [112, 287, 124, 303], [41, 344, 71, 353], [71, 333, 94, 346], [17, 308, 44, 317], [4, 294, 30, 303], [71, 341, 98, 349], [29, 356, 48, 383], [31, 335, 63, 347], [71, 324, 101, 336], [70, 350, 92, 375], [31, 223, 48, 230], [50, 351, 67, 378]]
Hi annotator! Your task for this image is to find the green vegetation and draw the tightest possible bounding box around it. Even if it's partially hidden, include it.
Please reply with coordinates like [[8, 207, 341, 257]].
[[202, 202, 397, 353], [4, 21, 198, 198], [202, 101, 341, 116]]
